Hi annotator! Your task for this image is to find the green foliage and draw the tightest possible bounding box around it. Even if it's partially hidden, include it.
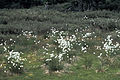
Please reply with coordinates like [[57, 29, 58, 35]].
[[91, 18, 120, 31], [83, 54, 93, 70], [68, 0, 120, 11], [45, 57, 63, 71], [0, 0, 120, 11], [0, 0, 11, 8], [0, 47, 4, 54], [0, 0, 69, 9]]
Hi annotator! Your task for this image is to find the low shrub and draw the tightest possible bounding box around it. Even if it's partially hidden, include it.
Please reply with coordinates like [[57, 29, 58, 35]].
[[45, 57, 63, 71]]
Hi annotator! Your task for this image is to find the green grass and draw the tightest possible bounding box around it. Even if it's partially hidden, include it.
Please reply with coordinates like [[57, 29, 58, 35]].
[[2, 55, 120, 80]]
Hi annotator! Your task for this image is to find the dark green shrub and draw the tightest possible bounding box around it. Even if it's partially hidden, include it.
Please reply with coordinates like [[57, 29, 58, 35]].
[[45, 57, 63, 71]]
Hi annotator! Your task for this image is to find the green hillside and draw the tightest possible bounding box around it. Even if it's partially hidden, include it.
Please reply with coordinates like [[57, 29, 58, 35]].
[[0, 6, 120, 80]]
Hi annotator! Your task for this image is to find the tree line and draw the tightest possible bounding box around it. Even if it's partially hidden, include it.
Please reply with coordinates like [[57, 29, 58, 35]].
[[70, 0, 120, 11], [0, 0, 120, 11]]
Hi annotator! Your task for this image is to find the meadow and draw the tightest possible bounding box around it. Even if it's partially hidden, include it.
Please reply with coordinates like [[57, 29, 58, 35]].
[[0, 7, 120, 80]]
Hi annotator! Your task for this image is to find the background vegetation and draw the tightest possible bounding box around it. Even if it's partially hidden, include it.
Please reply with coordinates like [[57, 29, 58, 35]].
[[0, 1, 120, 80], [0, 0, 120, 11]]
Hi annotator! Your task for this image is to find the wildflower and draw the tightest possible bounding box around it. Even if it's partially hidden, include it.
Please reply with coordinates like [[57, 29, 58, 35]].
[[4, 46, 7, 52], [103, 35, 119, 53], [83, 33, 92, 38], [98, 53, 102, 58], [83, 15, 88, 19], [5, 50, 25, 73]]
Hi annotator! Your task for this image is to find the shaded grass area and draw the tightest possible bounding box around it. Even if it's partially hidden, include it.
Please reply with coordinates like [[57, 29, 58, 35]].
[[0, 8, 120, 34]]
